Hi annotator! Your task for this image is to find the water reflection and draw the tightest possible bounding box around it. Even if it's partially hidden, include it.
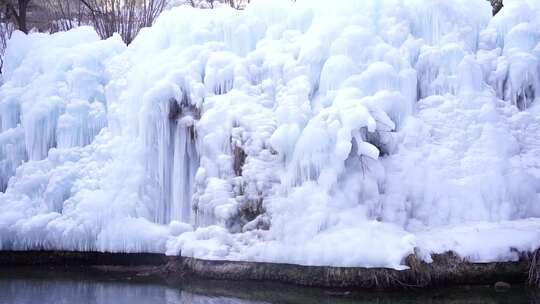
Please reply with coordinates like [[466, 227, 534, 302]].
[[0, 270, 539, 304], [0, 278, 269, 304]]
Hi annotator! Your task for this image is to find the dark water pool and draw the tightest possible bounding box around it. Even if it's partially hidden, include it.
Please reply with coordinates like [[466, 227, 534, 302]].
[[0, 267, 538, 304]]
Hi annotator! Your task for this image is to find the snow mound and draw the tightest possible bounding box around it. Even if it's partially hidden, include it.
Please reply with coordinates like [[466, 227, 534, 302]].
[[1, 0, 540, 269]]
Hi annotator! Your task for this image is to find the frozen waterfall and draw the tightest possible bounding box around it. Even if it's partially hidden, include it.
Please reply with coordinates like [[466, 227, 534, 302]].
[[1, 0, 540, 269], [145, 96, 200, 224]]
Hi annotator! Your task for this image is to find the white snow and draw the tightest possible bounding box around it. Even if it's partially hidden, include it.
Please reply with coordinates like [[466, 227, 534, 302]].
[[1, 0, 540, 269]]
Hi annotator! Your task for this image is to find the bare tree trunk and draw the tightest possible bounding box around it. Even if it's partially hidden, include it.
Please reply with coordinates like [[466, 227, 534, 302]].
[[0, 21, 14, 73], [16, 0, 27, 32], [2, 0, 31, 33]]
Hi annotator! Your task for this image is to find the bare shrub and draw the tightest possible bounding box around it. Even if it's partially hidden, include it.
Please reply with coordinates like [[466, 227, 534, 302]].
[[42, 0, 85, 32], [76, 0, 166, 44]]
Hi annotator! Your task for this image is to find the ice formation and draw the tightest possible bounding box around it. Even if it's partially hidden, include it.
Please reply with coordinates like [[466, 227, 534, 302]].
[[1, 0, 540, 269]]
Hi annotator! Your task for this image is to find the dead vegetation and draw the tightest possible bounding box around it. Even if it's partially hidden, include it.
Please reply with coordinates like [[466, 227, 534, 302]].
[[176, 250, 529, 289], [529, 249, 540, 287]]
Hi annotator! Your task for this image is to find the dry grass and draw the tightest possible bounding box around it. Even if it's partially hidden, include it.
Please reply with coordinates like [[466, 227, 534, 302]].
[[529, 249, 540, 287]]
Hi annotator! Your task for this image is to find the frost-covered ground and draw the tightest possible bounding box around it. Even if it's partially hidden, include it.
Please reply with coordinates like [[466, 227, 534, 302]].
[[1, 0, 540, 269]]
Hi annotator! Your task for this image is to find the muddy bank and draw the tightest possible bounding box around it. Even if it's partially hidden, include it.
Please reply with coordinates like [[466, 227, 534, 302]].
[[0, 250, 535, 290], [176, 253, 530, 289]]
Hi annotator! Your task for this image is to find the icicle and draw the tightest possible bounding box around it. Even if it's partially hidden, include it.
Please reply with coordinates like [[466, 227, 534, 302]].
[[56, 100, 107, 149], [148, 95, 200, 225], [204, 52, 239, 96], [171, 116, 199, 223], [23, 101, 60, 161]]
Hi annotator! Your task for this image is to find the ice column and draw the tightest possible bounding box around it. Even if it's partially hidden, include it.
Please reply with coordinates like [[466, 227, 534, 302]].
[[152, 97, 200, 224]]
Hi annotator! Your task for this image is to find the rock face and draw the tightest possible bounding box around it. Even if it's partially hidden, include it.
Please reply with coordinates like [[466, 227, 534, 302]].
[[494, 281, 511, 290], [489, 0, 504, 15]]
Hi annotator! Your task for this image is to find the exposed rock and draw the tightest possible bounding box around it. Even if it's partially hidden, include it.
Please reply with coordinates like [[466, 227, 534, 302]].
[[232, 144, 246, 176], [489, 0, 503, 16], [494, 281, 511, 290]]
